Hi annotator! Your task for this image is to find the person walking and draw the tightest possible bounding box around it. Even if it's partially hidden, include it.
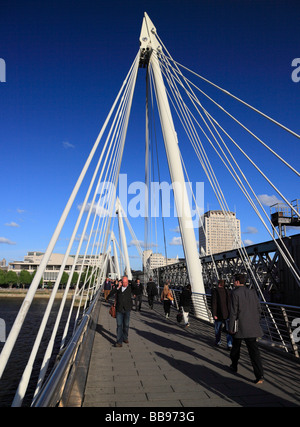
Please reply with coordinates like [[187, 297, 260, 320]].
[[108, 276, 135, 347], [179, 284, 192, 327], [228, 273, 264, 384], [103, 278, 112, 301], [211, 279, 233, 349], [133, 278, 143, 312], [146, 277, 158, 309], [161, 283, 174, 318]]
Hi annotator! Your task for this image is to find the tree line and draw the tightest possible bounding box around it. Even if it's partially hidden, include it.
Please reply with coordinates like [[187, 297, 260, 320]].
[[0, 269, 83, 289]]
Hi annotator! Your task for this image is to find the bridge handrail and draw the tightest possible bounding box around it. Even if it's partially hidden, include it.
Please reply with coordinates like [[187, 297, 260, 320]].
[[33, 287, 300, 407], [31, 289, 101, 407], [160, 287, 300, 358]]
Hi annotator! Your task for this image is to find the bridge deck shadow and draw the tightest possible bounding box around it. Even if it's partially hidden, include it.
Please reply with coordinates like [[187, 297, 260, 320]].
[[75, 297, 300, 407]]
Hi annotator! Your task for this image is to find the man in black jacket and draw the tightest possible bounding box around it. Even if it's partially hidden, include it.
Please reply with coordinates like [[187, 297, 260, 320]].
[[229, 274, 264, 384], [211, 279, 233, 349], [109, 276, 135, 347], [146, 277, 158, 309], [133, 279, 144, 312]]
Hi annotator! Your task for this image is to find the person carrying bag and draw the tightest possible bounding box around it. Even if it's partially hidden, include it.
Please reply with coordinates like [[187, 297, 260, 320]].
[[161, 283, 174, 318]]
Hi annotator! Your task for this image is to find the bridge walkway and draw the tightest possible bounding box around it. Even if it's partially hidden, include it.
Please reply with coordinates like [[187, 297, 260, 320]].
[[72, 297, 300, 407]]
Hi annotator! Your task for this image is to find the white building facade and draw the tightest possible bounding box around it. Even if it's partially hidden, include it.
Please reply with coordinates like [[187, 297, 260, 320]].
[[9, 251, 104, 284], [199, 210, 241, 256], [143, 250, 179, 270]]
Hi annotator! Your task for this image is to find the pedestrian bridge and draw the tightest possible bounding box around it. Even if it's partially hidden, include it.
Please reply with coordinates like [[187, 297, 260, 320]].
[[33, 293, 300, 408], [1, 11, 300, 409]]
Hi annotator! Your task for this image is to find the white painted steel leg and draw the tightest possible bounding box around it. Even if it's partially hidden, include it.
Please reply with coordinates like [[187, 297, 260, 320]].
[[111, 232, 121, 279], [116, 198, 132, 280], [140, 13, 207, 319]]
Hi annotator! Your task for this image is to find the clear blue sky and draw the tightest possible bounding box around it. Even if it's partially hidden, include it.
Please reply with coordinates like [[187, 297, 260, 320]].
[[0, 0, 299, 269]]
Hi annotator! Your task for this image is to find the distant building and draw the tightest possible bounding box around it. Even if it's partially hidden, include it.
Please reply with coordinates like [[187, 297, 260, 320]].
[[199, 210, 241, 256], [143, 250, 179, 270], [0, 258, 7, 271], [8, 251, 104, 284]]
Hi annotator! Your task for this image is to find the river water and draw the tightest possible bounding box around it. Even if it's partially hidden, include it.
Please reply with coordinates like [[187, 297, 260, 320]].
[[0, 296, 75, 407]]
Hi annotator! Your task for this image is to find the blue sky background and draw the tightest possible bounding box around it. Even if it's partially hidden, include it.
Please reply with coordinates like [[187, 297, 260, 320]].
[[0, 0, 299, 269]]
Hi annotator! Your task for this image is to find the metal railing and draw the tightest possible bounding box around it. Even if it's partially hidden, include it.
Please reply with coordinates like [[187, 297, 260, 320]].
[[170, 289, 300, 358], [33, 288, 299, 407], [32, 289, 101, 407]]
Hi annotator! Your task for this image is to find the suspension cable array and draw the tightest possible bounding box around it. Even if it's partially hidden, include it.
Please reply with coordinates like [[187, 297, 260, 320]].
[[0, 12, 299, 407], [149, 32, 300, 289], [0, 52, 140, 406]]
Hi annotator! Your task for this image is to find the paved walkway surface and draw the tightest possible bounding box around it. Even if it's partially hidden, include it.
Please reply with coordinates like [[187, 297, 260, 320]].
[[81, 298, 300, 407]]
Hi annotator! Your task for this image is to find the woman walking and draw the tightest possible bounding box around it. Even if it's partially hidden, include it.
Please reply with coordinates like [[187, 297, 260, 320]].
[[161, 283, 174, 318]]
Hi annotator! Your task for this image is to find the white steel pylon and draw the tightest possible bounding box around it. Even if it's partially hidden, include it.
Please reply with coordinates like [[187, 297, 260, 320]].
[[116, 197, 132, 280], [111, 231, 121, 279], [140, 14, 206, 302]]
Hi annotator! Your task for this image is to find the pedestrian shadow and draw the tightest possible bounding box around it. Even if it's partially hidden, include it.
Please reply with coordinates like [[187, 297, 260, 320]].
[[155, 351, 298, 407], [95, 324, 115, 344], [135, 308, 300, 404], [141, 317, 212, 343]]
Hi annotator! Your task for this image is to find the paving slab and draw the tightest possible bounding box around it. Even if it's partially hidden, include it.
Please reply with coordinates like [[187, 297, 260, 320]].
[[81, 297, 300, 408]]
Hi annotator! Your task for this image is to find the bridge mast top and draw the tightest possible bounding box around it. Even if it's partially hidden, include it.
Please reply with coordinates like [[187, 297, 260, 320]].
[[139, 13, 160, 67]]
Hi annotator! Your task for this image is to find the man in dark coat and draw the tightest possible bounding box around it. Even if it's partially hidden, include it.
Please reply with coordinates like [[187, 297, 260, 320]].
[[109, 276, 135, 347], [133, 279, 144, 312], [211, 279, 232, 348], [146, 277, 158, 309], [103, 278, 112, 301], [229, 274, 264, 384]]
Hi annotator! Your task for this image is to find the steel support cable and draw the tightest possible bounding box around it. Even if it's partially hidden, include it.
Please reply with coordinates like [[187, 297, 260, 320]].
[[148, 64, 169, 263], [160, 57, 261, 290], [159, 55, 229, 216], [74, 122, 125, 306], [158, 53, 300, 276], [37, 60, 137, 401], [77, 51, 140, 305], [177, 72, 300, 218], [161, 58, 222, 277], [144, 69, 150, 256], [155, 38, 289, 342], [152, 58, 233, 289], [158, 55, 283, 294], [15, 54, 140, 407], [161, 56, 300, 286], [150, 54, 218, 264], [72, 56, 139, 318], [19, 53, 139, 407], [157, 50, 300, 219], [159, 53, 235, 221], [89, 55, 139, 286], [58, 70, 130, 348], [45, 50, 138, 391], [167, 57, 300, 142], [179, 150, 220, 281], [200, 110, 300, 284], [100, 56, 140, 272], [162, 72, 288, 345], [117, 202, 144, 262], [0, 54, 140, 389], [156, 35, 300, 156], [77, 52, 140, 302], [160, 56, 242, 253], [159, 50, 300, 219], [72, 56, 139, 314], [147, 71, 160, 260]]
